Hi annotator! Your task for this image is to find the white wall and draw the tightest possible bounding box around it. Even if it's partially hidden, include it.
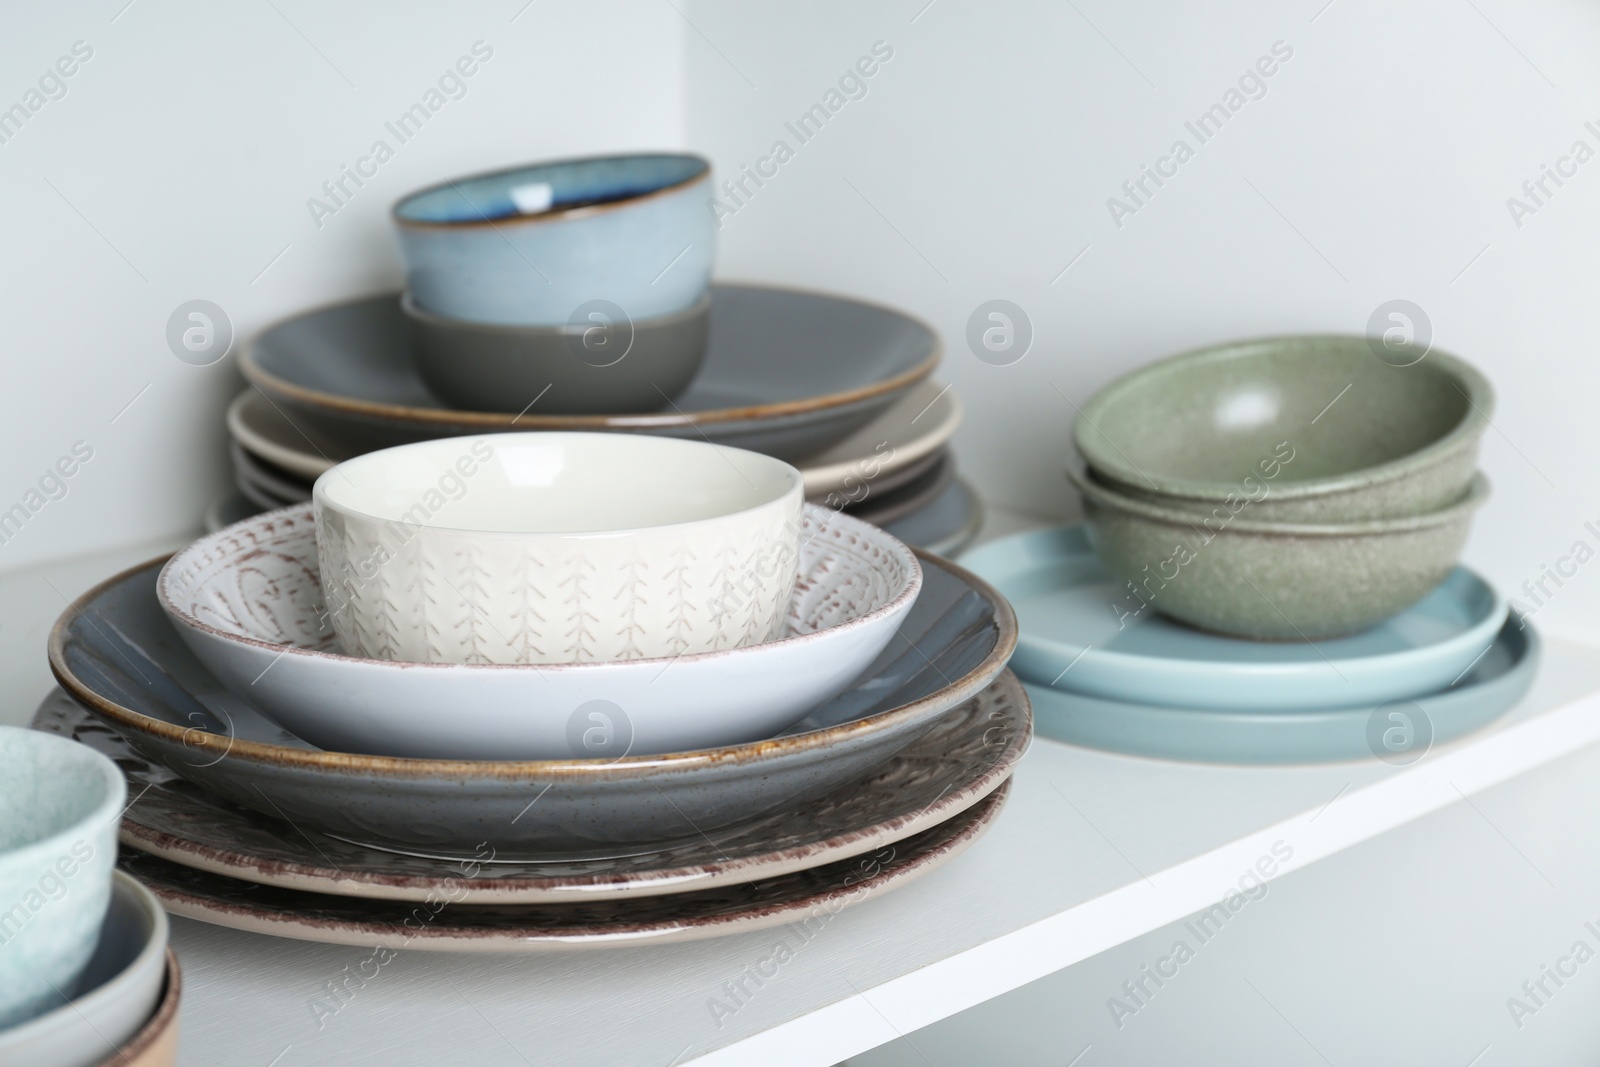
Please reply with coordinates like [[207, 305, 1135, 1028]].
[[684, 0, 1600, 643], [0, 0, 685, 568]]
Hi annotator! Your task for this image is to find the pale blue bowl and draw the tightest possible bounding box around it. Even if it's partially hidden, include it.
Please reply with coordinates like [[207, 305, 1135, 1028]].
[[0, 726, 124, 1029], [393, 153, 713, 326]]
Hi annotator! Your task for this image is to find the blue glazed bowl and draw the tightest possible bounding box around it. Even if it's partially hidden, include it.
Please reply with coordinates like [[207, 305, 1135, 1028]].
[[393, 153, 713, 326], [0, 726, 124, 1029]]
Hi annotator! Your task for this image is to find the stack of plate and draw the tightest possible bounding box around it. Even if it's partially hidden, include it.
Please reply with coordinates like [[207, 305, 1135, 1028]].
[[218, 284, 982, 557], [963, 527, 1537, 765], [43, 510, 1027, 949]]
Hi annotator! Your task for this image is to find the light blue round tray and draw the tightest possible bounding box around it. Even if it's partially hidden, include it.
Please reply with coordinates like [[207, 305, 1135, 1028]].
[[1025, 614, 1538, 764], [963, 526, 1509, 710]]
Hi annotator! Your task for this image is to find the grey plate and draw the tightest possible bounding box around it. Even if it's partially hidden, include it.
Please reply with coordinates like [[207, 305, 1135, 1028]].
[[113, 783, 1007, 952], [34, 683, 1027, 904], [848, 453, 956, 527], [883, 477, 985, 559], [239, 284, 940, 461], [1026, 615, 1538, 764], [230, 443, 310, 504], [49, 551, 1015, 855], [203, 493, 259, 534]]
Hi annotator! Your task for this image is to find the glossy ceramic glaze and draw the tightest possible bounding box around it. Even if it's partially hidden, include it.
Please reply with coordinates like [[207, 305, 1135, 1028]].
[[117, 782, 1007, 952], [963, 526, 1509, 710], [238, 285, 939, 461], [1070, 462, 1490, 639], [36, 681, 1026, 904], [0, 872, 169, 1067], [846, 452, 955, 527], [91, 950, 179, 1067], [230, 442, 309, 504], [1075, 336, 1494, 521], [227, 379, 961, 498], [1027, 615, 1538, 763], [316, 433, 804, 665], [159, 503, 918, 759], [800, 379, 962, 497], [393, 153, 712, 325], [881, 477, 984, 559], [52, 550, 1015, 853], [404, 290, 710, 415], [0, 727, 124, 1028]]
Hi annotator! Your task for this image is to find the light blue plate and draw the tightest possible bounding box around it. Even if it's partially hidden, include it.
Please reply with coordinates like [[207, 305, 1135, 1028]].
[[962, 526, 1508, 710], [1026, 615, 1538, 764]]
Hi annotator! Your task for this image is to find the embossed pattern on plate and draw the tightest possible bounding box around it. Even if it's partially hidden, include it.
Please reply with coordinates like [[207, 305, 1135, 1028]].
[[117, 782, 1008, 952], [35, 679, 1028, 903]]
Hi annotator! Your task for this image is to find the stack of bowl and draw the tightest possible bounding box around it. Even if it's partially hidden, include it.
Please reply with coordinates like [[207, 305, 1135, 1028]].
[[393, 153, 715, 415], [219, 152, 981, 557], [1069, 335, 1494, 640], [962, 335, 1527, 765], [45, 433, 1028, 949], [0, 728, 180, 1067]]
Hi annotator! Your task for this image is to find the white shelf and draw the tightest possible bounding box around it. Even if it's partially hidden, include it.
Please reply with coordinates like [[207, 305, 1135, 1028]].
[[8, 516, 1600, 1066]]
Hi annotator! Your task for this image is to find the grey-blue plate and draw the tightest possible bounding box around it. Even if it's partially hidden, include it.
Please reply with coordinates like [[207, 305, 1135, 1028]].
[[1026, 614, 1538, 764], [239, 284, 940, 461], [48, 550, 1015, 856], [964, 526, 1508, 710], [882, 477, 983, 559]]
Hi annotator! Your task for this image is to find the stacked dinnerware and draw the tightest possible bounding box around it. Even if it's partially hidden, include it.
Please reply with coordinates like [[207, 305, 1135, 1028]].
[[219, 152, 979, 558], [46, 430, 1027, 949], [40, 154, 1018, 947], [0, 728, 181, 1067], [965, 336, 1531, 764]]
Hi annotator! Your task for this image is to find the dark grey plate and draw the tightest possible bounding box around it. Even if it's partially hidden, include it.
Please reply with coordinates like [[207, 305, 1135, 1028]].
[[240, 284, 941, 461], [848, 452, 956, 527], [882, 477, 985, 559], [34, 682, 1027, 903], [49, 550, 1015, 855]]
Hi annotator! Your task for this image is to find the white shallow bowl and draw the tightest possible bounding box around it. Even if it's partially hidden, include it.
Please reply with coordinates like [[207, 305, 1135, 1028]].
[[0, 726, 124, 1029], [157, 503, 921, 760], [313, 432, 805, 665], [0, 871, 169, 1067]]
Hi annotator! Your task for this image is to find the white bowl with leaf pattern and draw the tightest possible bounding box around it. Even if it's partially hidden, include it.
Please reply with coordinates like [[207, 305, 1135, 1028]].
[[156, 502, 920, 760], [310, 433, 804, 666]]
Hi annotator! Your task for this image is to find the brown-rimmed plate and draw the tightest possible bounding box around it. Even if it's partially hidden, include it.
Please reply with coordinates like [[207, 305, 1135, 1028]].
[[117, 783, 1007, 952], [49, 549, 1016, 855], [35, 678, 1027, 904], [227, 378, 962, 500], [238, 284, 940, 461]]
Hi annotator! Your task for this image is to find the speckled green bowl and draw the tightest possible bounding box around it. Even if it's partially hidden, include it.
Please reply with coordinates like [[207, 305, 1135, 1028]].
[[1075, 336, 1493, 522], [1068, 462, 1490, 640]]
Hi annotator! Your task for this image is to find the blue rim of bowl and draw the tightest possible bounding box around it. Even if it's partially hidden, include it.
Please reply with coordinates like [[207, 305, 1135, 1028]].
[[392, 152, 710, 230]]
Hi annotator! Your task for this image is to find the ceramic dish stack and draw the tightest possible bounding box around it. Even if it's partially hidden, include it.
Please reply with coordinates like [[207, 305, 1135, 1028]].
[[222, 284, 978, 556], [0, 728, 181, 1067], [964, 336, 1533, 764], [47, 433, 1027, 950], [219, 151, 980, 556]]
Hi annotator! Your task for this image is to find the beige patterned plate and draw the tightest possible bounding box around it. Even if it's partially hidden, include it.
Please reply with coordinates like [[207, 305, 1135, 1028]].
[[36, 677, 1028, 904], [117, 782, 1007, 952]]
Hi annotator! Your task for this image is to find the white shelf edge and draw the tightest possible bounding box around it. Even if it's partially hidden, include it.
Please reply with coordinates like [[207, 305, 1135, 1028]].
[[691, 682, 1600, 1066]]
